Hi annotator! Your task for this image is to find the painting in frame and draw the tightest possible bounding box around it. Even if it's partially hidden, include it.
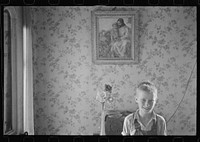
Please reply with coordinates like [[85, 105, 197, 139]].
[[91, 10, 139, 64]]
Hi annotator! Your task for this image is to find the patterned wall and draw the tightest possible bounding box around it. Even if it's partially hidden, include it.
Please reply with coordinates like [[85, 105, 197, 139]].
[[31, 6, 196, 135]]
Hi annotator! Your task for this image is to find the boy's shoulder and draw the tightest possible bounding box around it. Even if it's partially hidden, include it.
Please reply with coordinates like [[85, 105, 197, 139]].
[[126, 113, 134, 118], [124, 112, 135, 122], [155, 112, 167, 123], [124, 111, 166, 122], [125, 111, 166, 122]]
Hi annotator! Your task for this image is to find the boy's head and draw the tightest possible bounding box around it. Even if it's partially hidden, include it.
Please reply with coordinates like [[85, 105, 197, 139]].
[[135, 81, 158, 114]]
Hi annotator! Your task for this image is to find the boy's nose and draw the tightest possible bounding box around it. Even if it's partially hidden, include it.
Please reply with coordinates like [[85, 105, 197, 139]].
[[144, 101, 150, 107]]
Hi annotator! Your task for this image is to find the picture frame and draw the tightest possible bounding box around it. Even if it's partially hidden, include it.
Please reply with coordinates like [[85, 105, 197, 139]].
[[91, 9, 140, 64]]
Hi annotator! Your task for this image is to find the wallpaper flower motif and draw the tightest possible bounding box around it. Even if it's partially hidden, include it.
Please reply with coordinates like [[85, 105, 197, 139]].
[[31, 6, 196, 135]]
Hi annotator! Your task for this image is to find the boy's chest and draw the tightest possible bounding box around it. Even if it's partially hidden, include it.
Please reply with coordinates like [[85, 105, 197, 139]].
[[140, 117, 153, 128], [129, 118, 157, 135], [135, 119, 154, 131]]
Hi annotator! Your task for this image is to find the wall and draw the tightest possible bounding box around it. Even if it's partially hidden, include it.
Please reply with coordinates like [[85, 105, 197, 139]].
[[31, 6, 196, 135]]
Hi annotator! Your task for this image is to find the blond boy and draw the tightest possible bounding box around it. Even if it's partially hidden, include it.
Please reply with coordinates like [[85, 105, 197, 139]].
[[122, 81, 167, 135]]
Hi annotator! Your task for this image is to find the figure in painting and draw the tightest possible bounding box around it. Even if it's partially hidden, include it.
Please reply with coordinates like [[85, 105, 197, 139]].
[[98, 18, 132, 59], [110, 18, 131, 58], [110, 22, 120, 47]]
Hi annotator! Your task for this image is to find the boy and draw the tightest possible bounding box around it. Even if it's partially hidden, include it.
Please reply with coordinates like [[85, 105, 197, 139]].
[[121, 81, 167, 135]]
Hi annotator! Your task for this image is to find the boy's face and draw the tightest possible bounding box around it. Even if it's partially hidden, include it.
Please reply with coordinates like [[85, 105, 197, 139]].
[[135, 89, 157, 114]]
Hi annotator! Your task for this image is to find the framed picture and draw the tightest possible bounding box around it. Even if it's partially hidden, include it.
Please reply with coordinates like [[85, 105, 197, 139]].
[[91, 10, 139, 64]]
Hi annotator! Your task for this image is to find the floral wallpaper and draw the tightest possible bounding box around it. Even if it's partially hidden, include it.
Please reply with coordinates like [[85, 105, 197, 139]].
[[31, 6, 196, 135]]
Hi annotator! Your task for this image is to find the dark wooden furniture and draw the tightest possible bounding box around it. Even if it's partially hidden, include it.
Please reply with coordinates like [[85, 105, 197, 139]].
[[104, 110, 133, 135]]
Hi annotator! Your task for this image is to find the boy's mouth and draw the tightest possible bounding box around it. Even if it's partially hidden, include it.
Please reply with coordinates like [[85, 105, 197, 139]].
[[143, 107, 151, 111]]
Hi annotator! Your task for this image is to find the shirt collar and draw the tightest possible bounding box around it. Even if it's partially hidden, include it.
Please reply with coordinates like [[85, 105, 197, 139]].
[[134, 109, 157, 122]]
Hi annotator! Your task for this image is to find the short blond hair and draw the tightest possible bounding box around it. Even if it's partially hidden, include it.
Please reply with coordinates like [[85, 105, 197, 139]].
[[136, 81, 158, 99]]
